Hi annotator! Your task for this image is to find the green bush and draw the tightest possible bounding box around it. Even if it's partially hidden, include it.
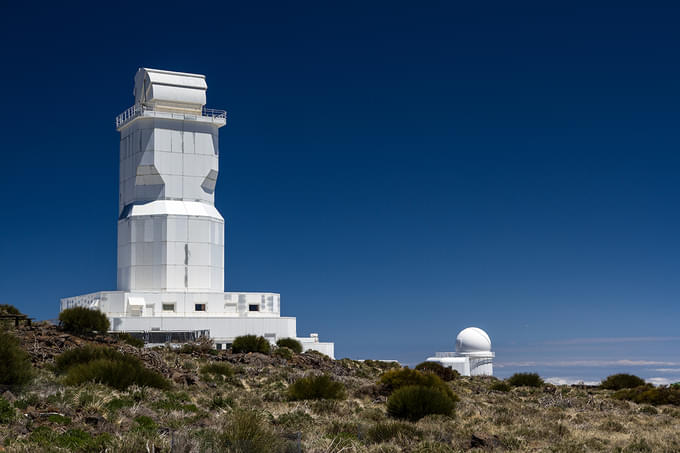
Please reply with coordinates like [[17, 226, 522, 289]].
[[288, 374, 346, 401], [0, 397, 15, 424], [57, 345, 169, 390], [29, 426, 112, 451], [64, 358, 170, 390], [387, 385, 456, 421], [0, 331, 34, 389], [276, 338, 303, 354], [58, 307, 110, 335], [55, 345, 128, 374], [48, 414, 72, 425], [613, 385, 680, 406], [415, 361, 459, 381], [366, 421, 422, 443], [507, 372, 544, 388], [215, 409, 285, 453], [491, 381, 511, 392], [379, 368, 456, 401], [117, 332, 144, 348], [601, 373, 646, 390], [231, 335, 271, 354], [133, 415, 158, 433]]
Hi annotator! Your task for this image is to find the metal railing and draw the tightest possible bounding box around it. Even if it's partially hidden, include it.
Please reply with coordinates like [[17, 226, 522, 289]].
[[115, 104, 227, 128]]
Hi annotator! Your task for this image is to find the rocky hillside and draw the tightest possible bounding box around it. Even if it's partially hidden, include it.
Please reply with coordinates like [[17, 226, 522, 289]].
[[1, 322, 679, 452]]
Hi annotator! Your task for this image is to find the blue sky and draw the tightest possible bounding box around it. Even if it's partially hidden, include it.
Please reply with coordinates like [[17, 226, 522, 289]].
[[1, 1, 680, 384]]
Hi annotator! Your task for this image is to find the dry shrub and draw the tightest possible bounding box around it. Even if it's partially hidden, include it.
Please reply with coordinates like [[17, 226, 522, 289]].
[[387, 385, 456, 421], [288, 374, 346, 401], [367, 421, 422, 443], [273, 347, 294, 360], [0, 304, 22, 315], [200, 362, 235, 381], [179, 337, 217, 355], [215, 409, 286, 453]]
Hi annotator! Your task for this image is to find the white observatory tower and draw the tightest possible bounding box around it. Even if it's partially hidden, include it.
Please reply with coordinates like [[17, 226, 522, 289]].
[[426, 327, 494, 376], [60, 68, 333, 357]]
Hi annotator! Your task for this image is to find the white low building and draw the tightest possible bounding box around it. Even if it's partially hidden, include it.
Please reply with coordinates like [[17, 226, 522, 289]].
[[426, 327, 494, 376], [60, 68, 334, 358]]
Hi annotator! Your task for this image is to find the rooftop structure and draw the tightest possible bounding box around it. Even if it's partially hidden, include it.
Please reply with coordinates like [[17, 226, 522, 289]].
[[60, 68, 334, 357]]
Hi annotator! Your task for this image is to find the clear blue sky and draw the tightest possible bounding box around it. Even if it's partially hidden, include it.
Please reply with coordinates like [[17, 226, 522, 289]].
[[1, 1, 679, 383]]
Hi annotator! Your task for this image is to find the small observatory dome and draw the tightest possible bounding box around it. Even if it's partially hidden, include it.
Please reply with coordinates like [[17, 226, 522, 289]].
[[455, 327, 492, 353]]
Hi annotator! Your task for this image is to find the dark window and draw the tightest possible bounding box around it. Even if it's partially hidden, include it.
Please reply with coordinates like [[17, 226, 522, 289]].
[[248, 304, 259, 312], [195, 304, 206, 311]]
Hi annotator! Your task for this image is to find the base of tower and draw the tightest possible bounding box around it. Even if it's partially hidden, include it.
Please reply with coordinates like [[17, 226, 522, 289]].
[[60, 290, 334, 358]]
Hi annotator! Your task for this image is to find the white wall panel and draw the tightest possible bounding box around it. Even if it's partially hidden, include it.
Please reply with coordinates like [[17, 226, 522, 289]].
[[144, 219, 154, 242], [165, 242, 186, 266], [194, 132, 215, 155], [170, 130, 182, 153], [154, 129, 172, 152], [183, 131, 195, 154], [155, 151, 182, 175], [210, 267, 223, 291], [188, 218, 210, 243], [189, 243, 210, 266], [188, 266, 210, 289], [163, 175, 182, 199], [166, 217, 188, 242]]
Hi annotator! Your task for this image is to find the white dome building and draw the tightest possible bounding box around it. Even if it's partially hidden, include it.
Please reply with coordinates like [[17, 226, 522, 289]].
[[425, 327, 494, 376]]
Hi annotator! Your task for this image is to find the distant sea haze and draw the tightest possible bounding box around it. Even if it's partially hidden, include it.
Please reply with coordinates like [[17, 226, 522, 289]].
[[494, 363, 680, 387]]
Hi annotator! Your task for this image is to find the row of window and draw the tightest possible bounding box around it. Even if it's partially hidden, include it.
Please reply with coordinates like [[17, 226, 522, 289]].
[[160, 303, 261, 312]]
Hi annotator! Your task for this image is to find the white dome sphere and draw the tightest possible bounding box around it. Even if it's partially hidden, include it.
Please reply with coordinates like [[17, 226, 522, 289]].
[[456, 327, 491, 353]]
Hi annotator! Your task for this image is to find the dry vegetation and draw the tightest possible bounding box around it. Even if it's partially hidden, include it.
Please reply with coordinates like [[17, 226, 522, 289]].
[[1, 322, 679, 452]]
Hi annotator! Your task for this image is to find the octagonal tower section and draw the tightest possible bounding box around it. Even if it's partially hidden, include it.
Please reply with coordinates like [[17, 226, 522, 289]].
[[115, 68, 227, 294]]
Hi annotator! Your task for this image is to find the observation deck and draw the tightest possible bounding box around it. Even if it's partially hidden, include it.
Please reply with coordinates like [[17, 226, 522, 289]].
[[115, 104, 227, 130]]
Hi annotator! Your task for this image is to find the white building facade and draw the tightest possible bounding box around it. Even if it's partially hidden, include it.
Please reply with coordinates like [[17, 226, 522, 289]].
[[61, 68, 334, 357], [426, 327, 494, 376]]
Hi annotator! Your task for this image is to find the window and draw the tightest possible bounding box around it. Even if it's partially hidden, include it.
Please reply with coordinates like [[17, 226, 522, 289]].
[[162, 304, 175, 312], [195, 304, 206, 312], [248, 304, 259, 312]]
